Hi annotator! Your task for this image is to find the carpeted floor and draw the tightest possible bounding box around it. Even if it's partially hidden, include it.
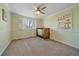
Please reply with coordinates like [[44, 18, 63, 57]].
[[2, 37, 79, 56]]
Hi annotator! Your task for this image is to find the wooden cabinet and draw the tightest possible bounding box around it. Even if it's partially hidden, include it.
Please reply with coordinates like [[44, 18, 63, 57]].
[[36, 28, 50, 39]]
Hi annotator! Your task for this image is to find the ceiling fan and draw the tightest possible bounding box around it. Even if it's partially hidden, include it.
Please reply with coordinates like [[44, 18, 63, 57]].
[[33, 4, 47, 16]]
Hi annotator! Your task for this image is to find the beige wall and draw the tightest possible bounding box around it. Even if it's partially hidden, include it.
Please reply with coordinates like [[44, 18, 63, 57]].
[[11, 13, 43, 40], [11, 13, 36, 40], [0, 4, 11, 55], [36, 18, 44, 28], [43, 5, 79, 49]]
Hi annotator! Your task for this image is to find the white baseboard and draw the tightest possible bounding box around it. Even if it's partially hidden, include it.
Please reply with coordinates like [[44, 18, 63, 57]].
[[12, 36, 36, 40], [0, 40, 11, 56], [54, 39, 79, 49]]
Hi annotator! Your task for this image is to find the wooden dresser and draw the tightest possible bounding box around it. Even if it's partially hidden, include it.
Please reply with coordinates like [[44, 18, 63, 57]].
[[36, 28, 50, 39]]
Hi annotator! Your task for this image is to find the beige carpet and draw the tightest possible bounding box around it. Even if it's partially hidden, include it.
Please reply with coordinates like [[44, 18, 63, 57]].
[[2, 37, 79, 56]]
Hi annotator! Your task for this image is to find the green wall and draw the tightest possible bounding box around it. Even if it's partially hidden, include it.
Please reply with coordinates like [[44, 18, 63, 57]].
[[11, 13, 36, 40], [44, 5, 79, 49], [0, 4, 11, 55], [11, 13, 43, 40]]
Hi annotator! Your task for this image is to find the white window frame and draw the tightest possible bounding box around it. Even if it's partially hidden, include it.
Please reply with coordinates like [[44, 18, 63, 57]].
[[22, 17, 36, 30]]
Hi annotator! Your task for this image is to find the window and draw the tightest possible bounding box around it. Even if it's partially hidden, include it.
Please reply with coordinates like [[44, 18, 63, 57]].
[[22, 17, 36, 29]]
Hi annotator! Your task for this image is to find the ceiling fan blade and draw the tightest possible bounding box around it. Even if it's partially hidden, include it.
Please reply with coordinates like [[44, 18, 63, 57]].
[[41, 7, 47, 10], [37, 4, 45, 10], [32, 5, 37, 10], [33, 4, 46, 15], [40, 11, 45, 14], [34, 7, 38, 11]]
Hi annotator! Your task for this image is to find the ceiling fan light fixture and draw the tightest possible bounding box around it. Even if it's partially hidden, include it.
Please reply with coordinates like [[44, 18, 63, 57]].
[[35, 11, 41, 15], [36, 11, 40, 14]]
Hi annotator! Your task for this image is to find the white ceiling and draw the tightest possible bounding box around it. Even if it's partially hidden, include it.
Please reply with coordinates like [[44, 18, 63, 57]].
[[8, 3, 79, 18]]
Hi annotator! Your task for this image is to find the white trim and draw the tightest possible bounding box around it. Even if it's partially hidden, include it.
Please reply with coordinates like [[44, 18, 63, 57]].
[[0, 40, 11, 56], [53, 39, 79, 49]]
